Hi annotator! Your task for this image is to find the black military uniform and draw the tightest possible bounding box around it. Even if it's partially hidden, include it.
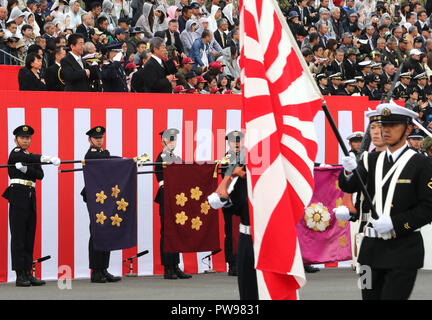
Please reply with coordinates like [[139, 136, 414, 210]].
[[346, 131, 364, 157], [327, 73, 345, 95], [414, 72, 428, 103], [2, 125, 46, 287], [220, 143, 258, 300], [154, 128, 192, 280], [100, 44, 128, 92], [316, 73, 330, 95], [81, 126, 121, 283], [393, 72, 411, 101], [407, 128, 427, 155], [344, 113, 381, 232], [361, 76, 381, 100], [338, 104, 432, 300], [220, 131, 246, 277]]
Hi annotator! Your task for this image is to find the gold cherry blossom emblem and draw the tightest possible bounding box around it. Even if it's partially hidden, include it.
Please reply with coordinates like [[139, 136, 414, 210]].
[[175, 211, 188, 225], [200, 201, 211, 215], [96, 211, 107, 225], [176, 192, 188, 207], [190, 186, 203, 201], [111, 185, 120, 198], [191, 217, 203, 231], [110, 214, 123, 227], [116, 198, 129, 212], [96, 190, 108, 204]]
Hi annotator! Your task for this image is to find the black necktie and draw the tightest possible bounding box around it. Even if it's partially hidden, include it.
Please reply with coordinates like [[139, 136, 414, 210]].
[[389, 155, 394, 165]]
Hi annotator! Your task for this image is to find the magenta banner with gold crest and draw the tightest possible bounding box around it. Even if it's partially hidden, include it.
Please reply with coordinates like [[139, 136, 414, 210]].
[[296, 167, 352, 265]]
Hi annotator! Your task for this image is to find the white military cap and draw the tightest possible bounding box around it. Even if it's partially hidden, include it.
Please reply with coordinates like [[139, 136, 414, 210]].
[[376, 103, 419, 123], [346, 131, 364, 141]]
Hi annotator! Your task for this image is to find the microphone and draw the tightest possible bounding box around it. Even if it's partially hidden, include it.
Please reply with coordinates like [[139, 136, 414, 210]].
[[202, 249, 221, 260], [123, 250, 149, 262], [123, 250, 149, 277], [33, 255, 51, 264]]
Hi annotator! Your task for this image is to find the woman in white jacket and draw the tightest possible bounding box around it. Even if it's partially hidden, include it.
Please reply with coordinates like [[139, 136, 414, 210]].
[[207, 5, 221, 33], [180, 19, 198, 57], [153, 4, 168, 33], [135, 2, 154, 42]]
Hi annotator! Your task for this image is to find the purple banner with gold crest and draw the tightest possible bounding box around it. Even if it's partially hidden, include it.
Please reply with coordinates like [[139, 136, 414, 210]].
[[296, 167, 352, 265]]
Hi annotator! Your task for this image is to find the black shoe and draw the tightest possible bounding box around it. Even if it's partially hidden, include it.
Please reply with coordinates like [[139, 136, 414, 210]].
[[15, 271, 31, 287], [102, 269, 121, 282], [164, 267, 178, 280], [228, 264, 237, 276], [91, 269, 107, 283], [174, 266, 192, 279], [26, 271, 46, 286], [304, 265, 320, 273]]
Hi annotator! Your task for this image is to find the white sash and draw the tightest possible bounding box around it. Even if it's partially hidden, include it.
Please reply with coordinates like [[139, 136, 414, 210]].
[[374, 149, 416, 217]]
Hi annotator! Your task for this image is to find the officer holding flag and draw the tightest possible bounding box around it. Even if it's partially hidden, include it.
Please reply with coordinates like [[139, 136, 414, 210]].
[[2, 125, 60, 287], [336, 104, 432, 300], [81, 126, 122, 284]]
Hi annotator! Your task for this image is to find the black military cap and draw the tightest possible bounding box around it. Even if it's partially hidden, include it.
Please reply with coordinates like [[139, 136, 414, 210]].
[[226, 130, 244, 142], [408, 128, 424, 139], [160, 128, 179, 141], [185, 71, 197, 79], [86, 126, 106, 138], [13, 125, 34, 137], [106, 41, 123, 52]]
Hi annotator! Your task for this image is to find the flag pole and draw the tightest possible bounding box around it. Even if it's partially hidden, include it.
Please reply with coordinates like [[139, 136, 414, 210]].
[[271, 0, 378, 220]]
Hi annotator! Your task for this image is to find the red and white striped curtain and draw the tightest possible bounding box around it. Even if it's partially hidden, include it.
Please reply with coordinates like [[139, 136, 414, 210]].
[[0, 92, 379, 282]]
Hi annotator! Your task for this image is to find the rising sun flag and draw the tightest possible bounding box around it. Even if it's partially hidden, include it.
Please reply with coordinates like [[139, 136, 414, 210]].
[[239, 0, 323, 299]]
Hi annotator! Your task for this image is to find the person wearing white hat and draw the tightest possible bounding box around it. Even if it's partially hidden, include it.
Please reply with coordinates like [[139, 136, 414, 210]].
[[343, 79, 357, 96], [336, 103, 432, 300], [346, 131, 364, 156]]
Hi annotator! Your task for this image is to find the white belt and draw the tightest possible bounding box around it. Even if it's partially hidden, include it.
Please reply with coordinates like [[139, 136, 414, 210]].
[[10, 179, 35, 188], [239, 223, 251, 235], [361, 212, 370, 222]]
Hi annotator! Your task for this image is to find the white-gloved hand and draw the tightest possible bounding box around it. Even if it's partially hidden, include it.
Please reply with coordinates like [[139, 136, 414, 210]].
[[50, 156, 61, 166], [332, 205, 351, 221], [342, 155, 357, 172], [113, 52, 122, 62], [40, 155, 61, 166], [207, 192, 228, 209], [40, 155, 52, 163], [15, 162, 28, 173], [371, 215, 394, 234]]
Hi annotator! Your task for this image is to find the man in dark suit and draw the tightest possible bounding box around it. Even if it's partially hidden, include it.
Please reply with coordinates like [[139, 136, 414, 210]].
[[214, 18, 229, 49], [60, 33, 99, 92], [337, 103, 432, 300], [343, 49, 357, 80], [362, 75, 381, 100], [328, 49, 345, 77], [155, 20, 185, 57], [75, 13, 94, 42], [45, 47, 66, 91], [142, 37, 175, 93]]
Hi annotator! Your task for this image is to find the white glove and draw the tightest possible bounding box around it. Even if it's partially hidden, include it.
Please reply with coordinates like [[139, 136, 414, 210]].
[[207, 192, 228, 209], [371, 215, 394, 234], [15, 162, 28, 173], [342, 155, 357, 172], [50, 156, 61, 166], [41, 155, 61, 166], [113, 52, 122, 62], [332, 205, 351, 221]]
